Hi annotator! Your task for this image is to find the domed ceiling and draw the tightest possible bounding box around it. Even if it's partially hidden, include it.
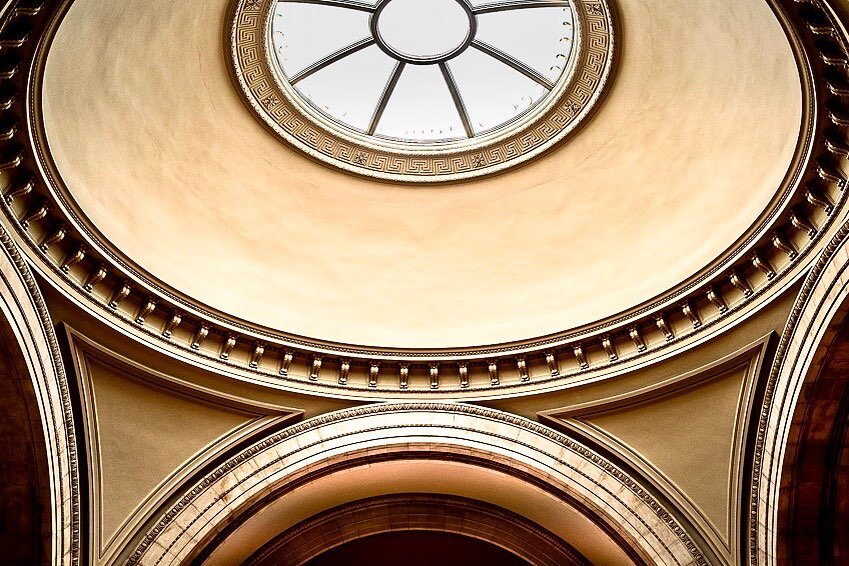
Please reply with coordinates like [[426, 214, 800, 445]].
[[39, 0, 802, 349]]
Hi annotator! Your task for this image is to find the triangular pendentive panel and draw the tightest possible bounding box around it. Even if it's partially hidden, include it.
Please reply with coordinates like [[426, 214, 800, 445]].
[[539, 337, 769, 565], [66, 327, 302, 565]]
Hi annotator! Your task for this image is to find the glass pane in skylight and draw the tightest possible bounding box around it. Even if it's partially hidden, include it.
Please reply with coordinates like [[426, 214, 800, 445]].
[[271, 3, 371, 78], [375, 64, 466, 142], [449, 48, 547, 134], [296, 44, 397, 132], [475, 7, 574, 82], [267, 0, 579, 145]]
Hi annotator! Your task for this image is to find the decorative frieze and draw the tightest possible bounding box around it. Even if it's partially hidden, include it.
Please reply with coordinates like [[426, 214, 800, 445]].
[[0, 0, 844, 395]]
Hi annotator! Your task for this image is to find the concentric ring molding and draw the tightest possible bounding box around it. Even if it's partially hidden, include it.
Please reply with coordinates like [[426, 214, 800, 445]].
[[127, 404, 707, 565], [231, 0, 614, 182], [1, 0, 847, 397]]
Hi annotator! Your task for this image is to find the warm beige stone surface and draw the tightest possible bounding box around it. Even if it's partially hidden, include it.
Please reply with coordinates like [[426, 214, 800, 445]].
[[41, 0, 803, 348], [84, 356, 253, 547], [208, 460, 633, 565], [584, 365, 748, 541], [134, 405, 701, 565]]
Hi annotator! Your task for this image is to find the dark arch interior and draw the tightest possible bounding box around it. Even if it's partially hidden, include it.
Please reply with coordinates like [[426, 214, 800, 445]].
[[781, 307, 849, 564], [306, 531, 529, 566], [0, 329, 50, 564]]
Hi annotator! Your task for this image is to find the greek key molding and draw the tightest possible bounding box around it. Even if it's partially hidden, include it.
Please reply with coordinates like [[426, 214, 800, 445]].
[[230, 0, 615, 182]]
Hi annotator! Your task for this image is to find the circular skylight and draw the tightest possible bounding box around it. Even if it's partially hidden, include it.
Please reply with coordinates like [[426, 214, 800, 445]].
[[230, 0, 613, 181], [270, 0, 575, 143]]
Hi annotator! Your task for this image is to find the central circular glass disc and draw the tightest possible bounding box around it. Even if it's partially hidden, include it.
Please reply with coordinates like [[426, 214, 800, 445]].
[[375, 0, 471, 61]]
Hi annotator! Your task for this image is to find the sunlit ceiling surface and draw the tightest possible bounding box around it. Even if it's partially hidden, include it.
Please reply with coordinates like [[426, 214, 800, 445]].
[[271, 0, 575, 142]]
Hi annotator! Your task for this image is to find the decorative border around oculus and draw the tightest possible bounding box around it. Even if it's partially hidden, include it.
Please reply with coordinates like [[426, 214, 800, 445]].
[[229, 0, 615, 182]]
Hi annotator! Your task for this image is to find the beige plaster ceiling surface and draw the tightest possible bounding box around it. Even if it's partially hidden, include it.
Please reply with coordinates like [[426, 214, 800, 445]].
[[83, 356, 253, 549], [41, 0, 803, 348], [584, 364, 749, 543]]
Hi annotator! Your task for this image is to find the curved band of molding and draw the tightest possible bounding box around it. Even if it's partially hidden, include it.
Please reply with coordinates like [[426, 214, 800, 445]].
[[129, 403, 707, 565]]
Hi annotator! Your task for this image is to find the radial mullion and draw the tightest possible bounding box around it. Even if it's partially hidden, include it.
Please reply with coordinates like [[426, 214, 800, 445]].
[[439, 62, 474, 138], [471, 40, 554, 90], [289, 37, 375, 84], [277, 0, 376, 12], [472, 0, 569, 15], [368, 61, 406, 135]]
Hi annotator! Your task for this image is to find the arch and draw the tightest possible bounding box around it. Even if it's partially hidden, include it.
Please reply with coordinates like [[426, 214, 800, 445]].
[[128, 403, 707, 565], [0, 224, 80, 564], [245, 493, 589, 565], [750, 222, 849, 564], [778, 304, 849, 563]]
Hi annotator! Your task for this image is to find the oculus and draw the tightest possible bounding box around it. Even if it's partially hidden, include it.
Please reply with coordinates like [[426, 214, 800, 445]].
[[230, 0, 615, 181]]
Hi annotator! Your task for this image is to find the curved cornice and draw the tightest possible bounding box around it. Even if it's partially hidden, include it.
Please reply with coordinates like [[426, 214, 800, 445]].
[[0, 0, 847, 397]]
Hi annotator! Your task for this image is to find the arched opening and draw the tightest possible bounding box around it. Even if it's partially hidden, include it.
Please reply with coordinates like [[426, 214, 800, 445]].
[[246, 494, 587, 566], [0, 311, 52, 562], [306, 531, 527, 566], [778, 299, 849, 564], [129, 404, 706, 565]]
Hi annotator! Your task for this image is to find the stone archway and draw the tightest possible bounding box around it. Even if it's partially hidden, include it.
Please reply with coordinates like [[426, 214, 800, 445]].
[[751, 224, 849, 565], [778, 307, 849, 564], [128, 403, 708, 565], [245, 494, 589, 565], [0, 226, 80, 565]]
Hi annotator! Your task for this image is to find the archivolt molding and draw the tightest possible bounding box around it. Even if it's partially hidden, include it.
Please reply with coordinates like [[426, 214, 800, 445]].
[[0, 222, 80, 561], [127, 403, 708, 565], [247, 494, 590, 565], [749, 214, 849, 562], [0, 0, 847, 397]]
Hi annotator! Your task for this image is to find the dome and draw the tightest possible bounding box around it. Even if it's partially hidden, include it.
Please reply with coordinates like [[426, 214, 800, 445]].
[[2, 0, 848, 563]]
